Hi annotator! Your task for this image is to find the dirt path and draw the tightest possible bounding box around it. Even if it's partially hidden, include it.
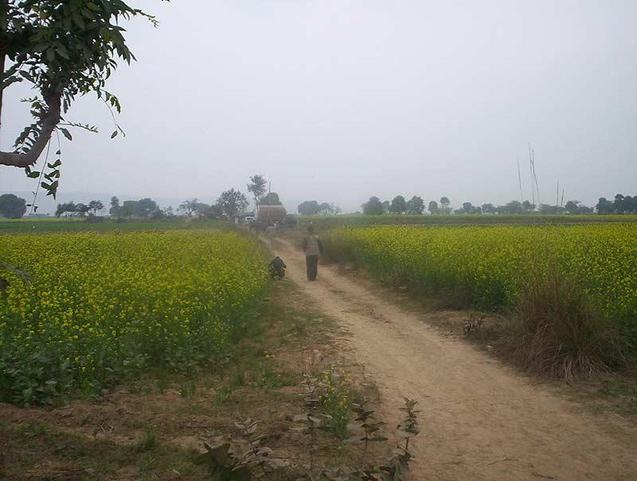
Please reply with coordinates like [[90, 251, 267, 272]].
[[273, 238, 637, 481]]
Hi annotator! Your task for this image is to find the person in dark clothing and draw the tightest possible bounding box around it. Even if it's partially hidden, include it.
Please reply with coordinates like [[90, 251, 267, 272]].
[[268, 256, 287, 279], [302, 226, 323, 281]]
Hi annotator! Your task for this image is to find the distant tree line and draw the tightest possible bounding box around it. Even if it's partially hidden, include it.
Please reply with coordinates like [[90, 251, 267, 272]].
[[363, 196, 447, 215], [177, 175, 291, 222], [297, 201, 341, 216], [176, 174, 280, 220], [53, 188, 252, 222], [596, 194, 637, 214], [177, 174, 290, 221], [56, 197, 165, 219], [107, 197, 167, 219], [1, 174, 269, 221], [55, 200, 104, 217], [4, 190, 636, 220], [360, 193, 636, 215], [178, 189, 250, 220]]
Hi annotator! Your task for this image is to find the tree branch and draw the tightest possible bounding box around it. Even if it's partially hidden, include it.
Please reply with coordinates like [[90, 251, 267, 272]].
[[0, 0, 7, 132], [0, 90, 61, 168]]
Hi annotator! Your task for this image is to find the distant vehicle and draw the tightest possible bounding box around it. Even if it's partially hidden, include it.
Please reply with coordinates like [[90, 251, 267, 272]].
[[244, 215, 255, 223], [256, 205, 287, 227]]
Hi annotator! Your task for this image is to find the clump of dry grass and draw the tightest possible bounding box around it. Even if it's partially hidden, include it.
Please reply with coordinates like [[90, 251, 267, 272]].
[[511, 268, 624, 381]]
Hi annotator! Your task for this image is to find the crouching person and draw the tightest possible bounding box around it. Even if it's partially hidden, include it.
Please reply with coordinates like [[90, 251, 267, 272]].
[[268, 256, 287, 279]]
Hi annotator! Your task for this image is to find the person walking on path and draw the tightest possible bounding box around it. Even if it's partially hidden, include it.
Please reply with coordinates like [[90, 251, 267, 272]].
[[302, 225, 323, 281]]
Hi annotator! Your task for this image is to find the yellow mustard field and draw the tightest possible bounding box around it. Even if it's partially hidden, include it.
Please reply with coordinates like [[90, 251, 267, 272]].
[[325, 224, 637, 346], [0, 230, 268, 404]]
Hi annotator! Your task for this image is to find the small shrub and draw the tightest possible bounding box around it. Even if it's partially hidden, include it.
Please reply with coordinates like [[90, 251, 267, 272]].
[[255, 360, 294, 389], [352, 399, 387, 451], [179, 379, 197, 398], [319, 370, 352, 439], [136, 425, 157, 451], [463, 314, 485, 336], [512, 268, 624, 380], [155, 372, 170, 394], [212, 385, 233, 406], [229, 369, 245, 388]]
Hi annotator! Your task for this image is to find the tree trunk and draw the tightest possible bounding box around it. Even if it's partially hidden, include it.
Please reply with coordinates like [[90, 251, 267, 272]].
[[0, 90, 62, 167], [0, 50, 5, 133], [0, 1, 62, 169]]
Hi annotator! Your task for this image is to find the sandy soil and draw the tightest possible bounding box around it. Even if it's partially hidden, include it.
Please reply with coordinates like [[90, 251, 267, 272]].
[[273, 238, 637, 481]]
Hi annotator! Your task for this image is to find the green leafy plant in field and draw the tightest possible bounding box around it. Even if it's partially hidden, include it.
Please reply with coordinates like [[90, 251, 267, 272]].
[[352, 399, 387, 451], [197, 419, 289, 480]]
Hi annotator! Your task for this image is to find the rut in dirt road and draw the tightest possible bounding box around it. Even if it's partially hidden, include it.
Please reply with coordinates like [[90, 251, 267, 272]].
[[273, 238, 637, 481]]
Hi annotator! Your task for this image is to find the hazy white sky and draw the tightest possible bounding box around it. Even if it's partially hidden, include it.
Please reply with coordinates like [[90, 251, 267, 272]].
[[1, 0, 636, 212]]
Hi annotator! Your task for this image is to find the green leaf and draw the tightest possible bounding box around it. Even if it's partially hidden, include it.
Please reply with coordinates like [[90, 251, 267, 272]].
[[59, 128, 73, 141], [56, 46, 70, 60], [111, 130, 118, 139], [19, 71, 34, 82], [48, 159, 62, 168], [27, 171, 41, 179]]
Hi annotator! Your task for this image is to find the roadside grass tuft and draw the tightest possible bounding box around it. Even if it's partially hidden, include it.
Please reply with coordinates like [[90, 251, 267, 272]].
[[511, 268, 625, 381], [179, 379, 197, 398], [135, 425, 158, 452]]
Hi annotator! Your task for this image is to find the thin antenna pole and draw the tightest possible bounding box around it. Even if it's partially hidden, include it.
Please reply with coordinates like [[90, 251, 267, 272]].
[[529, 145, 535, 206], [517, 158, 523, 203], [531, 147, 540, 206], [556, 179, 559, 207]]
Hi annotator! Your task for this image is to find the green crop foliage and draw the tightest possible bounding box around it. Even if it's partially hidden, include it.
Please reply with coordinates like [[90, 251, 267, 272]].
[[0, 230, 268, 405], [324, 224, 637, 351]]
